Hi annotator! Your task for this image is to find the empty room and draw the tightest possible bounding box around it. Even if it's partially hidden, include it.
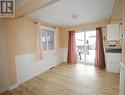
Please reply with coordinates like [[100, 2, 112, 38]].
[[0, 0, 125, 95]]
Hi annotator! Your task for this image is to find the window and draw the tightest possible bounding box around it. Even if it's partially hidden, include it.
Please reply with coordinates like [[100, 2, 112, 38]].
[[41, 26, 56, 51]]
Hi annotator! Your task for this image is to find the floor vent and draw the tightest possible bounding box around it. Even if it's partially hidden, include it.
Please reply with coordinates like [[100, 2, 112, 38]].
[[49, 67, 55, 70]]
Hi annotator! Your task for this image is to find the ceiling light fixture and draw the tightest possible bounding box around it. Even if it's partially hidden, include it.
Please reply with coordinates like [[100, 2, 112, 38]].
[[72, 14, 79, 19]]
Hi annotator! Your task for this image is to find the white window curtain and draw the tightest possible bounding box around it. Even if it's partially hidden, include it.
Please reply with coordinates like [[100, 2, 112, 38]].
[[36, 22, 44, 60]]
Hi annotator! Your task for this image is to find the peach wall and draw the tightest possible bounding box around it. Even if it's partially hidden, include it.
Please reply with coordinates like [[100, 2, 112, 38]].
[[60, 20, 110, 48], [62, 19, 110, 31], [1, 0, 124, 87], [59, 28, 68, 48], [0, 20, 9, 93], [3, 17, 36, 85], [3, 17, 62, 85], [4, 17, 36, 55]]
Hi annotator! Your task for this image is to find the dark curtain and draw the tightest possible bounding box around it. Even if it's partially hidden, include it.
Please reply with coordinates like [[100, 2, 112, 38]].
[[67, 31, 77, 64], [95, 27, 106, 69]]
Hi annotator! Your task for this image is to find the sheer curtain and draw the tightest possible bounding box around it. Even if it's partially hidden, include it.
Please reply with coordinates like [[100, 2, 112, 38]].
[[36, 22, 44, 60], [95, 27, 106, 69], [67, 31, 77, 64]]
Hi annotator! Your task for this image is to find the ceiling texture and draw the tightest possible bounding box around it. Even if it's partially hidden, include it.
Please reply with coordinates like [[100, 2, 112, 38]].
[[27, 0, 116, 26]]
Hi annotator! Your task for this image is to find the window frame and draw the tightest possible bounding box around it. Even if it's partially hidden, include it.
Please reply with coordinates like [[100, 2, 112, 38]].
[[40, 25, 57, 54]]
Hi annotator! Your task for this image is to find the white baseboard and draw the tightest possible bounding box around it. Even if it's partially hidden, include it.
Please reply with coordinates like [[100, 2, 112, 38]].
[[60, 48, 68, 62], [0, 87, 8, 94], [15, 52, 62, 86], [9, 83, 19, 91], [1, 49, 67, 92]]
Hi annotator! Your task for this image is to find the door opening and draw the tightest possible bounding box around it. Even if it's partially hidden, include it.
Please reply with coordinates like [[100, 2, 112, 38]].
[[76, 30, 96, 65]]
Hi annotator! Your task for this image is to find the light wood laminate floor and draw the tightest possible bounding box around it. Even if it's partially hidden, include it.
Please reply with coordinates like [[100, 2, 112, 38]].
[[13, 63, 119, 95]]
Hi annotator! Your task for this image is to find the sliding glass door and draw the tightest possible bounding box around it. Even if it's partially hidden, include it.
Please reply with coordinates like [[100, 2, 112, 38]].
[[76, 30, 96, 64]]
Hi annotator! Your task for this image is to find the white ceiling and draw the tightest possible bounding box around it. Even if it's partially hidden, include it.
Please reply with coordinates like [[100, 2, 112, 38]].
[[28, 0, 115, 26]]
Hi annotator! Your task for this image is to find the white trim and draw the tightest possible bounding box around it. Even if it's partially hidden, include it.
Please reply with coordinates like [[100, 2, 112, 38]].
[[15, 52, 61, 86], [9, 83, 19, 91], [40, 25, 56, 52], [0, 87, 8, 94], [119, 63, 125, 95], [0, 83, 19, 93]]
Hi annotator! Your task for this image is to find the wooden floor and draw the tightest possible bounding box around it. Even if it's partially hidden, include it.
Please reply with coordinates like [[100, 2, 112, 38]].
[[0, 91, 13, 95], [13, 63, 119, 95]]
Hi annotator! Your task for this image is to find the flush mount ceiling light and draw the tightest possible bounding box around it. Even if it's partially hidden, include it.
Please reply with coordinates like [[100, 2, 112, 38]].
[[71, 14, 79, 20]]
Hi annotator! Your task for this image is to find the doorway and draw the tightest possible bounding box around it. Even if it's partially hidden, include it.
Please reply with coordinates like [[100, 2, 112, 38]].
[[76, 30, 96, 65]]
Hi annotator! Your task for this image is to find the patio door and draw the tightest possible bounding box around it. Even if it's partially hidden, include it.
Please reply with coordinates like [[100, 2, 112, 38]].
[[76, 30, 96, 64]]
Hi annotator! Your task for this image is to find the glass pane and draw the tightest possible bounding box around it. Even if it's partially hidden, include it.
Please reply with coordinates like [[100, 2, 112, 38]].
[[42, 29, 47, 50], [86, 30, 96, 64], [47, 30, 55, 50], [75, 32, 85, 62]]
